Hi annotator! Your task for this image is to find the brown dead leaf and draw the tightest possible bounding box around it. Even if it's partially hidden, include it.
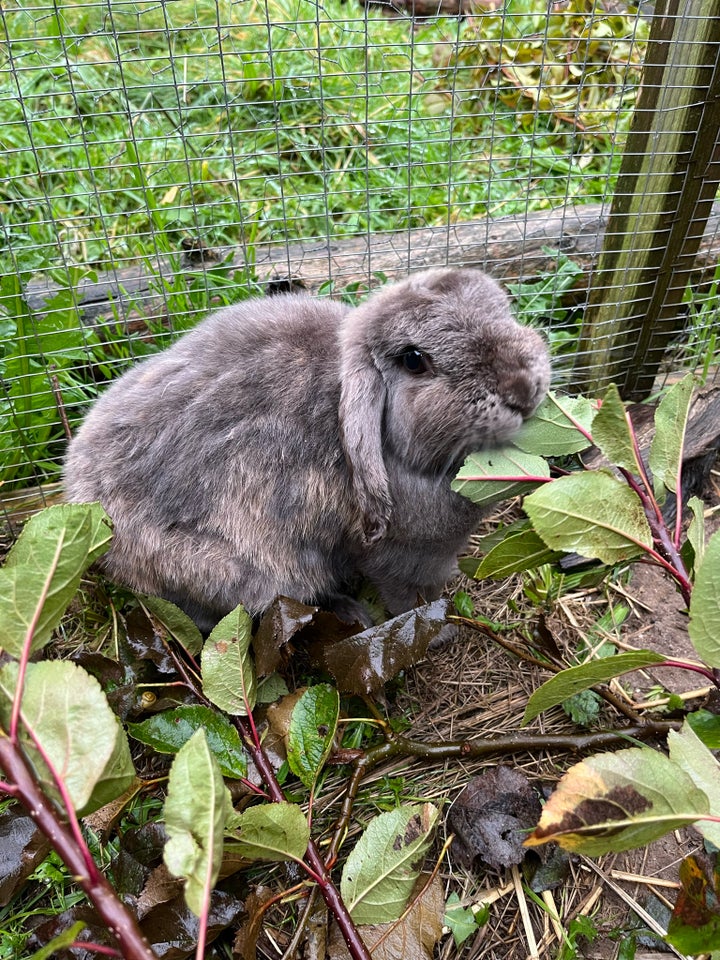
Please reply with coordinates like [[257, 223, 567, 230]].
[[136, 862, 183, 920], [254, 597, 319, 676], [327, 875, 444, 959], [232, 884, 275, 960], [448, 766, 541, 871], [82, 777, 144, 842], [311, 600, 450, 695]]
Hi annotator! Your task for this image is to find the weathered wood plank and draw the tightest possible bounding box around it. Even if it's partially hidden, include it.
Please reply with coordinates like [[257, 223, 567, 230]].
[[22, 201, 720, 327]]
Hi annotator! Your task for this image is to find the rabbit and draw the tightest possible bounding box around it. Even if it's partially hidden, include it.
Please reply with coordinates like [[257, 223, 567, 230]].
[[63, 268, 550, 633]]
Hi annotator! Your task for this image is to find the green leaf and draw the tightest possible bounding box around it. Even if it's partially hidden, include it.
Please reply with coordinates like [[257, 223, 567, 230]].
[[127, 705, 247, 779], [163, 728, 232, 916], [475, 527, 563, 579], [452, 448, 550, 507], [648, 374, 694, 496], [341, 803, 439, 924], [225, 802, 310, 862], [563, 689, 602, 727], [688, 528, 720, 666], [668, 721, 720, 848], [523, 470, 653, 564], [287, 684, 339, 790], [666, 852, 720, 953], [0, 660, 135, 816], [453, 590, 474, 618], [522, 650, 667, 725], [591, 384, 640, 474], [138, 595, 204, 658], [513, 392, 595, 456], [444, 893, 484, 947], [0, 503, 112, 658], [201, 604, 256, 715], [686, 709, 720, 749], [256, 673, 290, 703], [526, 747, 709, 856], [686, 496, 706, 569]]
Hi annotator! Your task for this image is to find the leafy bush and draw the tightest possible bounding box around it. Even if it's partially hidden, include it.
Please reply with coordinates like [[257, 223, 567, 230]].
[[454, 375, 720, 953]]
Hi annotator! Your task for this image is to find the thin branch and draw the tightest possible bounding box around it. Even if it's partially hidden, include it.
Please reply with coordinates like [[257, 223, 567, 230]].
[[0, 738, 156, 960]]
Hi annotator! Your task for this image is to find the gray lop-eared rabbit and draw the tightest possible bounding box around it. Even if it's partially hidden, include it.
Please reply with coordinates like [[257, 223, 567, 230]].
[[64, 268, 550, 632]]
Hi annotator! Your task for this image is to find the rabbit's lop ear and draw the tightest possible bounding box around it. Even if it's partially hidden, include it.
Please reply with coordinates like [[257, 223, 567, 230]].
[[339, 335, 392, 544]]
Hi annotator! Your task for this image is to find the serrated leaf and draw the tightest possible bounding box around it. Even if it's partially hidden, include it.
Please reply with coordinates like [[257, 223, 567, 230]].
[[452, 448, 550, 507], [688, 528, 720, 667], [524, 470, 653, 564], [127, 705, 247, 778], [666, 852, 720, 953], [525, 747, 709, 856], [686, 496, 706, 568], [0, 660, 135, 816], [225, 802, 310, 862], [648, 374, 694, 496], [475, 527, 563, 579], [341, 803, 439, 924], [163, 728, 232, 916], [522, 650, 667, 724], [201, 604, 256, 715], [668, 721, 720, 848], [591, 384, 641, 474], [287, 684, 339, 789], [256, 673, 290, 703], [0, 503, 112, 657], [138, 595, 204, 657], [513, 391, 595, 456]]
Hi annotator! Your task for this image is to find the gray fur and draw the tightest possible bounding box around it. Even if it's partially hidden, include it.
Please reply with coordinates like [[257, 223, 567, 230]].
[[63, 268, 550, 631]]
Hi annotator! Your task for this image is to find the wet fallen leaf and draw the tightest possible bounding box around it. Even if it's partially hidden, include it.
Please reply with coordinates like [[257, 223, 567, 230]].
[[232, 884, 275, 960], [0, 806, 51, 907], [311, 600, 450, 694], [253, 596, 319, 676], [448, 766, 541, 871]]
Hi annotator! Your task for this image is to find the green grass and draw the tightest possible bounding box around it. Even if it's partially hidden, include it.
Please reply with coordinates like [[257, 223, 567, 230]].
[[0, 0, 649, 489], [0, 0, 642, 269]]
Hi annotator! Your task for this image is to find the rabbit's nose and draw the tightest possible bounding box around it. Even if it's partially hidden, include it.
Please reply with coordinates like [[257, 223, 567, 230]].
[[501, 371, 544, 418]]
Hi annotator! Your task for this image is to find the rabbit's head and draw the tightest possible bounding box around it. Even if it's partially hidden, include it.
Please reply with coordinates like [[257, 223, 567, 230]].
[[338, 268, 550, 542]]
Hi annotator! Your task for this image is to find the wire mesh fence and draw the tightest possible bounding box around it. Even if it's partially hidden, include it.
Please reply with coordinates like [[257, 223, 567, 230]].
[[1, 0, 719, 525]]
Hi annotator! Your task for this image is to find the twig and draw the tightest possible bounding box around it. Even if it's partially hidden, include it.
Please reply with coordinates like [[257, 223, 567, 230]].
[[236, 716, 372, 960], [0, 741, 156, 960]]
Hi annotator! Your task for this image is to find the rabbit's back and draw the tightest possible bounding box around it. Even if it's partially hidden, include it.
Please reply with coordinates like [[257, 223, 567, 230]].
[[64, 294, 359, 628]]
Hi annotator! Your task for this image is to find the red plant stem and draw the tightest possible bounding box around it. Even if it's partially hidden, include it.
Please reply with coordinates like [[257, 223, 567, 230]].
[[618, 467, 693, 606], [236, 717, 372, 960], [71, 943, 123, 957], [0, 737, 157, 960], [652, 660, 720, 686]]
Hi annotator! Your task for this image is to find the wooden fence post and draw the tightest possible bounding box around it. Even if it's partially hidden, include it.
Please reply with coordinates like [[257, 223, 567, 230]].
[[571, 0, 720, 400]]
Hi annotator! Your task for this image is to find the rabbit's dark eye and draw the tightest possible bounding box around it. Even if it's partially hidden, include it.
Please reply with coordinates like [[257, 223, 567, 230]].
[[399, 348, 431, 375]]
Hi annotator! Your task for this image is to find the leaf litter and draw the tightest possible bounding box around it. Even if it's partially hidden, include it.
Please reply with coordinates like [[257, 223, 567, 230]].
[[4, 475, 719, 959]]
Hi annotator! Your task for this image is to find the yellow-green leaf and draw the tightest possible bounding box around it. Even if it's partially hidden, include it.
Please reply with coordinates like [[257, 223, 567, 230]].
[[526, 747, 709, 856]]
